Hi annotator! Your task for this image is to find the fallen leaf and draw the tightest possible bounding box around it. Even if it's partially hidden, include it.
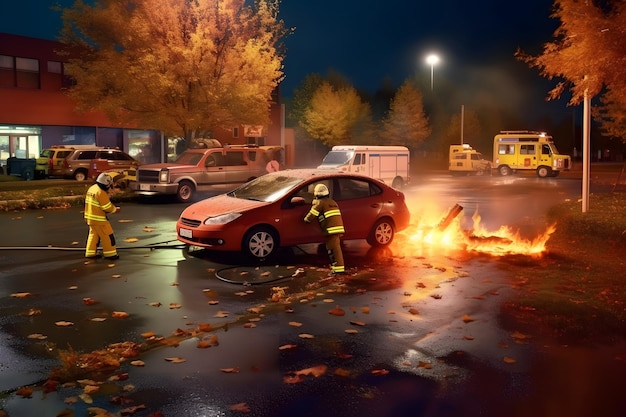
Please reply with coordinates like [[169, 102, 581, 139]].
[[503, 356, 517, 364], [293, 365, 327, 377], [112, 311, 129, 319], [220, 367, 240, 373], [228, 402, 251, 413], [143, 227, 155, 232], [120, 404, 147, 415], [288, 321, 303, 327], [141, 331, 155, 339], [55, 321, 74, 327], [417, 361, 432, 369], [463, 335, 475, 340], [196, 335, 219, 348], [148, 302, 162, 307], [27, 333, 47, 340], [344, 329, 359, 334], [11, 292, 32, 298], [83, 297, 98, 306], [169, 303, 182, 309], [298, 333, 315, 339], [329, 305, 345, 316], [90, 317, 106, 322], [243, 322, 257, 328], [462, 314, 475, 323], [83, 385, 100, 395], [164, 357, 186, 363], [123, 237, 139, 243], [278, 344, 297, 350], [130, 360, 145, 367], [16, 387, 33, 398], [371, 369, 389, 376], [408, 308, 419, 315], [213, 311, 229, 318]]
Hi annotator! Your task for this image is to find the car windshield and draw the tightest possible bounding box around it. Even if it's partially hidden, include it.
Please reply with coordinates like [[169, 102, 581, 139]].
[[227, 174, 304, 202], [320, 151, 353, 165], [174, 151, 203, 165]]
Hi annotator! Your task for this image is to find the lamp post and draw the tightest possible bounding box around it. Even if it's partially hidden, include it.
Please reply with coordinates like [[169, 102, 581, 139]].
[[426, 54, 440, 91]]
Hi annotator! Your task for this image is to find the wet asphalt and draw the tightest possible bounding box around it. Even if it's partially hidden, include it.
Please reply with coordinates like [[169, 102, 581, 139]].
[[1, 173, 626, 417]]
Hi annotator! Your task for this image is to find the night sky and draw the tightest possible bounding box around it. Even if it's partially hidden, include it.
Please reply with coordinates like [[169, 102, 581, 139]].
[[1, 0, 565, 122]]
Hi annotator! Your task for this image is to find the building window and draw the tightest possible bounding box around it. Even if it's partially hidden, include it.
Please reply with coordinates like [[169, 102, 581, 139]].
[[48, 61, 62, 74], [16, 57, 40, 89], [0, 55, 15, 87], [233, 127, 239, 138]]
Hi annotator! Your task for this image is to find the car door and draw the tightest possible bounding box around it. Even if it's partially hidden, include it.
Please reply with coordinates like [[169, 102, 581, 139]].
[[277, 180, 330, 247], [332, 177, 382, 240]]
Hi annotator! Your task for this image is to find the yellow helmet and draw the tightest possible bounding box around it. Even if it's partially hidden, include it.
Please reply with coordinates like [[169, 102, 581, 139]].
[[314, 184, 329, 197]]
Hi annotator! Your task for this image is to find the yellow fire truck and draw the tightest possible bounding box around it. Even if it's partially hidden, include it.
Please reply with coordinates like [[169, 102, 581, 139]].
[[493, 131, 571, 178]]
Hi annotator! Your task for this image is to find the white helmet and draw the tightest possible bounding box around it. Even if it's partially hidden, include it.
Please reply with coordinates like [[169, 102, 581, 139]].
[[96, 173, 114, 189], [314, 183, 329, 198]]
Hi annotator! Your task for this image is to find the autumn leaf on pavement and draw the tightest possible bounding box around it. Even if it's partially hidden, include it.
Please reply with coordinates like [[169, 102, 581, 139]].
[[220, 367, 240, 373], [329, 305, 345, 316], [83, 297, 98, 305], [288, 321, 303, 327], [371, 369, 389, 376], [112, 311, 130, 319], [55, 321, 74, 327], [11, 292, 32, 298], [164, 357, 186, 363], [123, 237, 139, 243], [228, 402, 251, 413], [213, 311, 230, 318], [120, 404, 147, 415], [278, 344, 297, 350], [16, 387, 33, 398], [169, 303, 182, 309], [462, 314, 475, 323], [503, 356, 517, 364]]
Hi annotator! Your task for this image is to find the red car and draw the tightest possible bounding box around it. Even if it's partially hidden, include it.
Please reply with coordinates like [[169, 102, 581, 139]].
[[176, 169, 411, 261]]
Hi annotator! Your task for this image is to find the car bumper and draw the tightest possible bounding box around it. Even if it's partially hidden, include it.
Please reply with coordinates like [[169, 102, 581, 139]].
[[130, 182, 179, 195], [176, 224, 241, 251]]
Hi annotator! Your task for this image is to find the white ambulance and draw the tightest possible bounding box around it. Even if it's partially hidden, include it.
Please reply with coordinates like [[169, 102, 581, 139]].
[[318, 145, 410, 189], [493, 130, 571, 178]]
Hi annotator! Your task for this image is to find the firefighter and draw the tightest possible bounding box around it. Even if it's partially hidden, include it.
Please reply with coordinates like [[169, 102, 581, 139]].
[[84, 173, 120, 260], [304, 183, 345, 275]]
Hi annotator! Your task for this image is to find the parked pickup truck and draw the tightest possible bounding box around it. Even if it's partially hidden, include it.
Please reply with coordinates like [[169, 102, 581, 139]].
[[130, 146, 270, 202]]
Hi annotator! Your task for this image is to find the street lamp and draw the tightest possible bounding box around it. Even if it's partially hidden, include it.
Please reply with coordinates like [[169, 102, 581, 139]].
[[425, 54, 440, 91]]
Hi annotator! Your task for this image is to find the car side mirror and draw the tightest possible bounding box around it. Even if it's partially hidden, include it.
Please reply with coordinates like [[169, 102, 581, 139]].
[[290, 196, 306, 206]]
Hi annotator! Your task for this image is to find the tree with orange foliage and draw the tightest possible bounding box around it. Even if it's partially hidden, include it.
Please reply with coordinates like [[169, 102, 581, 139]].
[[516, 0, 626, 140], [59, 0, 290, 140]]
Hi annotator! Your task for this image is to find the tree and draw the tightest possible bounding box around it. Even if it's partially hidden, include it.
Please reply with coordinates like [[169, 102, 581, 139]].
[[445, 108, 482, 147], [380, 80, 431, 150], [516, 0, 626, 140], [59, 0, 290, 139], [300, 81, 374, 147]]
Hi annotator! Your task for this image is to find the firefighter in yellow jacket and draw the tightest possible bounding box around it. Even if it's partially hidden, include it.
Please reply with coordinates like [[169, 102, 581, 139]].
[[84, 173, 120, 260], [304, 184, 345, 274]]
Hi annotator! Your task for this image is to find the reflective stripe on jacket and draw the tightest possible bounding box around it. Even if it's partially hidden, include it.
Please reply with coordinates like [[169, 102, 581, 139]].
[[84, 183, 116, 224], [304, 197, 345, 235]]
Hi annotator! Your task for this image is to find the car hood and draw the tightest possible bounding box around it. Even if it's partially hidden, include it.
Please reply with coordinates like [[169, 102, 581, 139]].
[[181, 194, 268, 219], [139, 163, 193, 171]]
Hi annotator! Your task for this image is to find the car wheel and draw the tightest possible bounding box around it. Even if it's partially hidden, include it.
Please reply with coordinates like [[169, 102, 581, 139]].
[[367, 218, 395, 246], [536, 166, 552, 178], [74, 170, 87, 181], [176, 181, 195, 203], [243, 226, 278, 261], [498, 165, 512, 176], [391, 177, 404, 189]]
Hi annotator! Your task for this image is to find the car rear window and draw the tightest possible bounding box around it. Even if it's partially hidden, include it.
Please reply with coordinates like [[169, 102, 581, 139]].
[[77, 150, 99, 159]]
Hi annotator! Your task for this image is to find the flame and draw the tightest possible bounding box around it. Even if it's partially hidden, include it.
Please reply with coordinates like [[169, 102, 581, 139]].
[[399, 207, 556, 258]]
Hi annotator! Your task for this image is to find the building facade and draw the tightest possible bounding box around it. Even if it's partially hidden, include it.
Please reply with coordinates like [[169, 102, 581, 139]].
[[0, 33, 288, 169]]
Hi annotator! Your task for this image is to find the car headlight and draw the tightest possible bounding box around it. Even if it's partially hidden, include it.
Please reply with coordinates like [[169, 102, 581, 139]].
[[203, 212, 242, 225], [159, 168, 169, 183]]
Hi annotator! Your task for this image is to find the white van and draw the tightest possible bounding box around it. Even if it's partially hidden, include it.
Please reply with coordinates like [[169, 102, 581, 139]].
[[318, 145, 410, 189]]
